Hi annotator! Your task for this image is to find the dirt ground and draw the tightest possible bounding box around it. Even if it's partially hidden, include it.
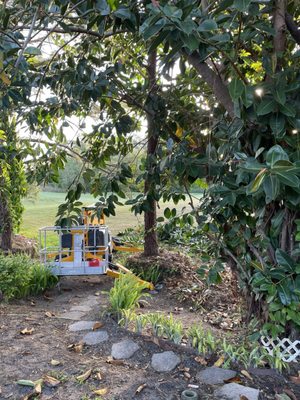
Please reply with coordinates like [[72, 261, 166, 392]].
[[0, 275, 299, 400]]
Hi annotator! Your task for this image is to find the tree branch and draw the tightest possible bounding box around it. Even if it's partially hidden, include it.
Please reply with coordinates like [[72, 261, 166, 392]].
[[184, 51, 235, 118], [285, 12, 300, 45], [15, 7, 39, 68], [17, 25, 127, 40]]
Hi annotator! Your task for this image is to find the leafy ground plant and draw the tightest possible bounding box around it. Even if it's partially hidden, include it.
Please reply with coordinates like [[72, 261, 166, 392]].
[[109, 273, 150, 320], [0, 253, 58, 300]]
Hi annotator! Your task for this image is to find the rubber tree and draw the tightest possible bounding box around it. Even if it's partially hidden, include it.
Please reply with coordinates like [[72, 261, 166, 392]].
[[140, 0, 300, 336]]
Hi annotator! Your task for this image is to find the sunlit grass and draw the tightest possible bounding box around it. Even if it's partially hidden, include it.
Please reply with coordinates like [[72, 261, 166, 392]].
[[20, 191, 201, 241]]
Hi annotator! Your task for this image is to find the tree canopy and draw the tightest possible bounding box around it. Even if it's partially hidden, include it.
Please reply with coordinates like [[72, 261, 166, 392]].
[[1, 0, 300, 336]]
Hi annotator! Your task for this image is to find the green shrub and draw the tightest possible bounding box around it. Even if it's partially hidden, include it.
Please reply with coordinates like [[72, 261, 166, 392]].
[[0, 254, 58, 300], [129, 263, 162, 285], [109, 273, 150, 319]]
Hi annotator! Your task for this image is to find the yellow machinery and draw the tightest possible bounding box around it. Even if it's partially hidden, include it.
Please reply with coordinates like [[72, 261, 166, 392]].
[[39, 205, 154, 290]]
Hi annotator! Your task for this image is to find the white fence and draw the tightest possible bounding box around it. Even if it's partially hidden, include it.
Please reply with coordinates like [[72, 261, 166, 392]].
[[261, 337, 300, 363]]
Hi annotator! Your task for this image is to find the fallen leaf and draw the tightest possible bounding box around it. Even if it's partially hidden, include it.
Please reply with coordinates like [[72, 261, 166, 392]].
[[50, 359, 61, 366], [74, 342, 84, 353], [283, 388, 297, 400], [22, 391, 36, 400], [96, 372, 102, 381], [136, 383, 147, 394], [45, 311, 54, 318], [106, 357, 125, 366], [224, 376, 242, 384], [43, 375, 60, 387], [76, 369, 92, 382], [290, 375, 300, 385], [93, 322, 103, 330], [17, 380, 35, 387], [94, 292, 101, 296], [214, 354, 225, 367], [240, 396, 250, 400], [20, 328, 35, 335], [94, 388, 108, 395], [241, 370, 253, 381], [194, 356, 207, 365], [151, 336, 160, 346], [68, 342, 84, 353], [34, 379, 43, 394], [275, 394, 292, 400]]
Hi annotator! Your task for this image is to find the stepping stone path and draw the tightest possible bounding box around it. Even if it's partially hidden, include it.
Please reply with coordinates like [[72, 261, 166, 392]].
[[68, 320, 98, 332], [64, 295, 261, 399], [59, 295, 99, 319], [58, 310, 86, 320], [197, 367, 237, 385], [82, 330, 109, 345], [214, 383, 259, 400], [111, 339, 139, 359], [151, 351, 180, 372]]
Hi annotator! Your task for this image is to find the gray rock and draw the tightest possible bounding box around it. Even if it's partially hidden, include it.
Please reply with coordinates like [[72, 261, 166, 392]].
[[214, 383, 259, 400], [82, 296, 99, 306], [70, 305, 92, 312], [151, 351, 180, 372], [82, 330, 108, 345], [197, 367, 237, 385], [68, 320, 98, 332], [248, 367, 281, 378], [111, 339, 139, 359], [58, 311, 85, 320]]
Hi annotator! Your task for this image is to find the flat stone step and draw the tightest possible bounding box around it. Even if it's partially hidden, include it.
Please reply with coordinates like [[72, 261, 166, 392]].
[[214, 383, 259, 400], [58, 311, 86, 320], [82, 330, 109, 345], [68, 320, 98, 332], [197, 367, 237, 385], [151, 351, 180, 372], [111, 339, 140, 360]]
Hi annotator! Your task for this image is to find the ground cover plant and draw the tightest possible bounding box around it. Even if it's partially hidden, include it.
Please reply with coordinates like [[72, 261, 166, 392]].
[[109, 273, 150, 320], [0, 253, 58, 300]]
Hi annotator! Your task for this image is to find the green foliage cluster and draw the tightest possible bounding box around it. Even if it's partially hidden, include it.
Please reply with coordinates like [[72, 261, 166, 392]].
[[0, 254, 58, 300], [109, 273, 150, 319], [119, 309, 289, 371], [119, 311, 183, 344], [1, 0, 300, 337]]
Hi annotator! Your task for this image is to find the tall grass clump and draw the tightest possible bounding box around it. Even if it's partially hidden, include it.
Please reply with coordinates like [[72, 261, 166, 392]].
[[0, 253, 58, 300], [109, 273, 150, 320]]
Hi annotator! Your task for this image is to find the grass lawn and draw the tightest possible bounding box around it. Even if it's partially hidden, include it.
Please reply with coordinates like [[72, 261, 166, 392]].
[[20, 191, 201, 241]]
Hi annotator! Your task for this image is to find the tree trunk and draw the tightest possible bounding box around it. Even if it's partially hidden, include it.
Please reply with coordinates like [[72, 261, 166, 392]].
[[143, 50, 159, 257]]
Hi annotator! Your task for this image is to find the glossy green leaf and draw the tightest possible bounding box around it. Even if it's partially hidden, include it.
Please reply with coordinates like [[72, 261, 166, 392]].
[[269, 113, 285, 135], [24, 46, 41, 55], [280, 103, 296, 117], [278, 282, 292, 305], [276, 172, 300, 187], [143, 19, 166, 40], [198, 19, 218, 32], [233, 0, 252, 12], [266, 145, 289, 167], [263, 175, 280, 202], [249, 169, 267, 193], [256, 99, 276, 116], [228, 78, 245, 100], [275, 249, 295, 272]]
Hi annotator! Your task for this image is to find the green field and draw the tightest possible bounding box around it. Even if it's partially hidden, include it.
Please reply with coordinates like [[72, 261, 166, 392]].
[[20, 191, 198, 241]]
